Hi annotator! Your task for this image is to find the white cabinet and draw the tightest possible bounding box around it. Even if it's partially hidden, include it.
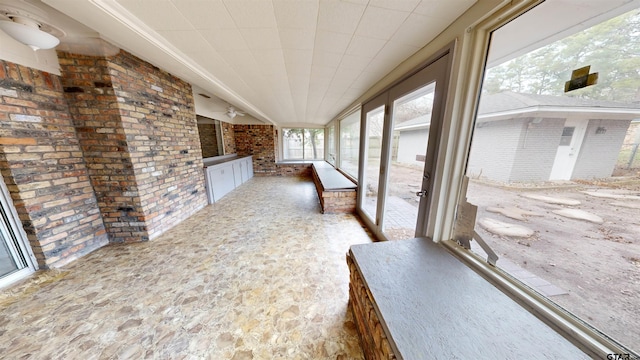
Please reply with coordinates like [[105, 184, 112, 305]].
[[244, 157, 253, 181], [207, 163, 235, 202], [232, 161, 242, 186], [237, 157, 253, 183], [204, 155, 253, 203]]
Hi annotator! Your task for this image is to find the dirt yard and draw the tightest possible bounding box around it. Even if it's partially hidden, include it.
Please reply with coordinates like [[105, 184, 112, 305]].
[[378, 160, 640, 350], [466, 177, 640, 351]]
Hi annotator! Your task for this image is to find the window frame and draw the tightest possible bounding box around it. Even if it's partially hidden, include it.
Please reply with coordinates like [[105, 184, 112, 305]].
[[280, 127, 325, 161], [442, 0, 637, 357], [337, 109, 362, 181], [0, 171, 38, 289], [325, 121, 337, 165]]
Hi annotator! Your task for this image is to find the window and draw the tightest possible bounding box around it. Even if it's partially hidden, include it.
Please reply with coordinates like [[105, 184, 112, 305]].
[[339, 110, 361, 178], [459, 3, 640, 355], [326, 123, 336, 165], [559, 126, 574, 146], [282, 128, 324, 160]]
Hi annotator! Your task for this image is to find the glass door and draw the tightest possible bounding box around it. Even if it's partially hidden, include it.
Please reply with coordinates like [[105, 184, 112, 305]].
[[0, 235, 19, 277], [358, 51, 452, 240], [0, 175, 36, 288], [359, 93, 388, 228], [382, 82, 437, 240]]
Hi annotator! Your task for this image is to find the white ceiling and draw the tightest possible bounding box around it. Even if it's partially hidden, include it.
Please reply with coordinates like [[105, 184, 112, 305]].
[[8, 0, 635, 126], [40, 0, 477, 126]]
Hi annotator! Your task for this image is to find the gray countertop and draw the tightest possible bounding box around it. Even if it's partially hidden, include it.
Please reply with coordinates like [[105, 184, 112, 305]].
[[349, 237, 588, 359], [203, 154, 251, 167], [312, 163, 356, 190]]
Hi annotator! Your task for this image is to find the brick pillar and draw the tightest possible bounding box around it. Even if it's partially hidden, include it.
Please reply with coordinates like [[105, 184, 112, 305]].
[[59, 50, 207, 242], [221, 120, 236, 154], [0, 60, 108, 268], [59, 52, 146, 243]]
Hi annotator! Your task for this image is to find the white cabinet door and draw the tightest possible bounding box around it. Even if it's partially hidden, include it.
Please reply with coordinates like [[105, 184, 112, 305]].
[[205, 167, 215, 203], [204, 156, 254, 204], [246, 157, 254, 179], [210, 163, 236, 202], [241, 158, 250, 183], [232, 161, 242, 186]]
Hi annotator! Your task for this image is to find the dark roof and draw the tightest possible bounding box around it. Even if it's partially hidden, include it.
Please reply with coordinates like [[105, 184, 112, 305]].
[[394, 114, 430, 130], [396, 91, 640, 131], [478, 91, 640, 115]]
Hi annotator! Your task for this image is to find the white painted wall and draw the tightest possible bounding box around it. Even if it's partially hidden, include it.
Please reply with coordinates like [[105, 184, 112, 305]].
[[397, 129, 429, 167]]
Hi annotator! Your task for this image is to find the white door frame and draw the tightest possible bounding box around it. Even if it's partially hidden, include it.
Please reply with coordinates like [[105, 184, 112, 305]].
[[549, 117, 588, 180], [0, 173, 38, 289], [357, 92, 389, 237], [357, 49, 453, 240]]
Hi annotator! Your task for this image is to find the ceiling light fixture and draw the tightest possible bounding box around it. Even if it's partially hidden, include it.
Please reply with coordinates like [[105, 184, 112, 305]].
[[226, 106, 245, 119], [0, 15, 59, 50]]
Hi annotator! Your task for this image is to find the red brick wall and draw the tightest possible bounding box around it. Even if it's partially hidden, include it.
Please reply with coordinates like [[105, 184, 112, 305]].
[[108, 51, 207, 239], [58, 52, 145, 243], [275, 163, 312, 177], [59, 50, 208, 242], [234, 124, 278, 175], [348, 253, 397, 359], [221, 120, 236, 154], [0, 60, 108, 268]]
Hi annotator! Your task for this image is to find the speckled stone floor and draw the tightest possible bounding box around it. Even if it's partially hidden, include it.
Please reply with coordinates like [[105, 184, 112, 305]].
[[0, 176, 374, 359]]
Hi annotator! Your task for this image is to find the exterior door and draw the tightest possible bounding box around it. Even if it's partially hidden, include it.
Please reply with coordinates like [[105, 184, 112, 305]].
[[549, 118, 587, 180], [0, 174, 37, 288], [358, 93, 388, 227], [382, 82, 437, 240], [358, 52, 452, 240], [0, 235, 19, 278]]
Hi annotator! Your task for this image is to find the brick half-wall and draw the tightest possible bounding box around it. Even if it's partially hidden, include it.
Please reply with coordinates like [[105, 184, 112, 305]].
[[59, 50, 208, 242], [0, 60, 108, 268], [275, 163, 312, 177], [311, 166, 356, 214], [347, 253, 397, 359]]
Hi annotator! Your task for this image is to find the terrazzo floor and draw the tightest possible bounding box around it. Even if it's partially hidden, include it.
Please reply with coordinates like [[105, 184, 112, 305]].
[[0, 176, 375, 359]]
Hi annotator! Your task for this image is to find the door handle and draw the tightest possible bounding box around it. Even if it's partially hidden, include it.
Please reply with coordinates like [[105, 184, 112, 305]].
[[416, 190, 428, 198]]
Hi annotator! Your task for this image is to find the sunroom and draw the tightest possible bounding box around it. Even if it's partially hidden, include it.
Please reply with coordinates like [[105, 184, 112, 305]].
[[1, 0, 638, 358]]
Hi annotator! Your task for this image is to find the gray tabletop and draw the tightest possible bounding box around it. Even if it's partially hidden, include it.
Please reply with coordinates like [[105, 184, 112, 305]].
[[349, 237, 588, 359]]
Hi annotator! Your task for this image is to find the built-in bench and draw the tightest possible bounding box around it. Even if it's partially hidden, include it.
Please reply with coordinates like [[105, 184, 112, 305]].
[[311, 162, 357, 214], [347, 237, 588, 359]]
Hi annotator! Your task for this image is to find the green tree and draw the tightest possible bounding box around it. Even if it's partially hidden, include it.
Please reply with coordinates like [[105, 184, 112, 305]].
[[485, 8, 640, 102], [283, 128, 323, 159]]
